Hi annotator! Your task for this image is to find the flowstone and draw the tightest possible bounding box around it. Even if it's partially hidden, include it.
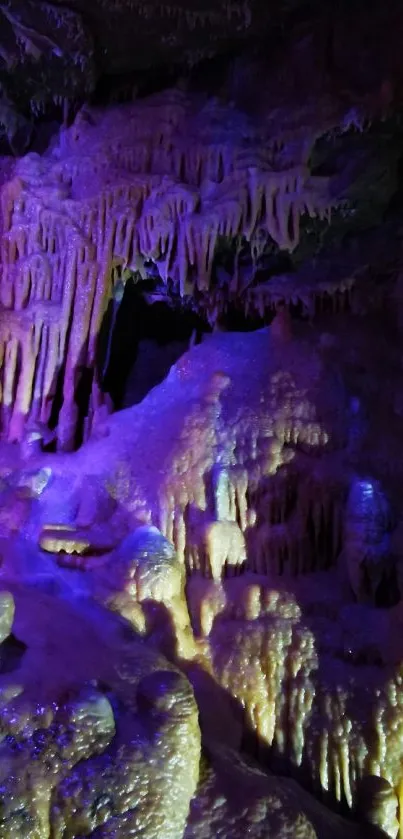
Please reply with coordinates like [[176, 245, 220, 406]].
[[0, 310, 400, 836], [0, 586, 201, 838], [0, 583, 383, 839]]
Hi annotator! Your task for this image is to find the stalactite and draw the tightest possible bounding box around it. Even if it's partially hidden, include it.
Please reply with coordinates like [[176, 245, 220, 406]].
[[0, 88, 346, 444], [199, 575, 403, 821]]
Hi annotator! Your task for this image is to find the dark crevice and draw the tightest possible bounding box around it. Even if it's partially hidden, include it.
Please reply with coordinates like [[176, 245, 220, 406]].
[[373, 568, 400, 608], [74, 366, 94, 449], [99, 278, 209, 410], [48, 363, 65, 431], [0, 635, 27, 675]]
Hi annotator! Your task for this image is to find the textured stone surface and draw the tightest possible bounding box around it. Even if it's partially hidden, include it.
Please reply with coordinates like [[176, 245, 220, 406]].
[[0, 585, 201, 838], [1, 3, 403, 835], [0, 311, 397, 834], [186, 745, 384, 839], [0, 590, 14, 642]]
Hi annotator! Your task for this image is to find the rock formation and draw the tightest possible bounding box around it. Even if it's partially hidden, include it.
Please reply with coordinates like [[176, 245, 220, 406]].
[[1, 0, 403, 837], [0, 86, 340, 448]]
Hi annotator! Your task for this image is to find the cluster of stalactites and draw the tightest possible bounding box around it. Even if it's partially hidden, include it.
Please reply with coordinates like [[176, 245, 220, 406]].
[[247, 471, 346, 578], [53, 90, 334, 295], [186, 566, 403, 836], [0, 167, 111, 444], [245, 274, 355, 320], [56, 161, 332, 297], [0, 91, 334, 445], [208, 601, 403, 832], [158, 454, 346, 584]]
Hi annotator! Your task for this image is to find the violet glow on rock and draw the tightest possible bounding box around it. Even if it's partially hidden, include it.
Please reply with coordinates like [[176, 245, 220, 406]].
[[0, 5, 403, 836]]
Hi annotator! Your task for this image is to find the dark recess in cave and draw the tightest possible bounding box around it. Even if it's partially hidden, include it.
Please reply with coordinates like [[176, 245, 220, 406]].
[[98, 273, 274, 411], [99, 278, 209, 410], [0, 635, 27, 675], [90, 65, 183, 107]]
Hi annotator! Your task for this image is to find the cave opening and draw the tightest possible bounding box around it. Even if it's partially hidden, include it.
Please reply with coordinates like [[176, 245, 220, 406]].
[[0, 634, 27, 676], [97, 270, 273, 412], [99, 277, 210, 410]]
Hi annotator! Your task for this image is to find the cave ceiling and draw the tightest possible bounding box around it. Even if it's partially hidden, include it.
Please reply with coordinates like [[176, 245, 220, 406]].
[[0, 0, 402, 148]]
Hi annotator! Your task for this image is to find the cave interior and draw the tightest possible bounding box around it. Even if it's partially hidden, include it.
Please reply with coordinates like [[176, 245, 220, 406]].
[[1, 1, 403, 837]]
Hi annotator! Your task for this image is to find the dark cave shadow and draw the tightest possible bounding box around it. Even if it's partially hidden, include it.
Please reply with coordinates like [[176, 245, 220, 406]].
[[0, 634, 27, 675], [48, 340, 96, 451], [0, 336, 96, 451], [32, 337, 109, 452], [96, 277, 209, 411], [138, 598, 387, 839]]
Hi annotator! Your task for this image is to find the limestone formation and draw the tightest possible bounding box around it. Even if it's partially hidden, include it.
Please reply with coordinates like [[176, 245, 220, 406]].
[[0, 581, 382, 839], [0, 312, 396, 836], [186, 745, 384, 839], [0, 85, 356, 448], [0, 590, 14, 642], [0, 585, 201, 839], [1, 3, 403, 837]]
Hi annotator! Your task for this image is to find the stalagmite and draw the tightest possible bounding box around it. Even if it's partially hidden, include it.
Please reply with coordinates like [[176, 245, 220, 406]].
[[203, 519, 247, 580]]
